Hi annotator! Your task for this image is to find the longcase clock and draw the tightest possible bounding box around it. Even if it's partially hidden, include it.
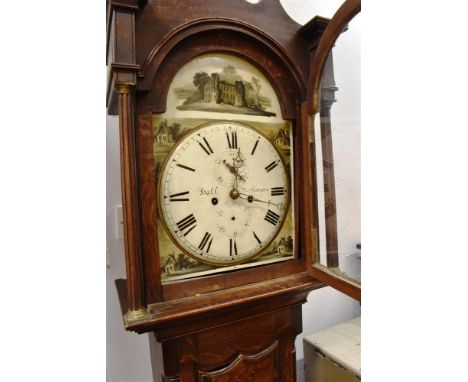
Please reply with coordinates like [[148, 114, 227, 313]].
[[106, 0, 361, 380]]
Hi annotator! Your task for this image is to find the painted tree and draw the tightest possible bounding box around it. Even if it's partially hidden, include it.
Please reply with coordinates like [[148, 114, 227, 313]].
[[251, 76, 261, 109], [193, 72, 210, 98], [169, 122, 182, 139]]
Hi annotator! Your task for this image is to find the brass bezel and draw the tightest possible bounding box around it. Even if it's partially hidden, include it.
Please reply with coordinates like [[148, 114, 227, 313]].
[[156, 119, 292, 267]]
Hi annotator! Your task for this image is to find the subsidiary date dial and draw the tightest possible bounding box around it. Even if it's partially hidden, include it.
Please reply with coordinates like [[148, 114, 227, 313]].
[[158, 121, 290, 266]]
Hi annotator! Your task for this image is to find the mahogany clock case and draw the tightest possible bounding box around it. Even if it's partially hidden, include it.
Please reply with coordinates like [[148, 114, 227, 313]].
[[107, 0, 360, 380]]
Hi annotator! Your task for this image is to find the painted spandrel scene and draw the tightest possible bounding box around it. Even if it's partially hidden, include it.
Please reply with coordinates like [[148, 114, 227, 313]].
[[175, 66, 275, 116], [165, 54, 282, 122]]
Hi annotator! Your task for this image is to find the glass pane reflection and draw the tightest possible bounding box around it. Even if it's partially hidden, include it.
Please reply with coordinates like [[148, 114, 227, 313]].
[[314, 13, 361, 283]]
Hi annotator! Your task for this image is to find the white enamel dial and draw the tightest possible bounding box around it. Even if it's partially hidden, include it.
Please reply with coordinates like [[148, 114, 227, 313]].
[[158, 121, 289, 266]]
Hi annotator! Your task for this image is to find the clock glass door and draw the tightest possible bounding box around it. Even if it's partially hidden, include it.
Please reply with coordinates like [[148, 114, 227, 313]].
[[308, 0, 361, 300]]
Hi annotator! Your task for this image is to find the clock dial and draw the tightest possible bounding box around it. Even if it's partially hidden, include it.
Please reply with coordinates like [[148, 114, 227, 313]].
[[158, 121, 290, 266]]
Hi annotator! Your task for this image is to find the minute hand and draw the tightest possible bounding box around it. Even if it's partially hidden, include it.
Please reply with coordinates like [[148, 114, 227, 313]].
[[238, 192, 283, 209]]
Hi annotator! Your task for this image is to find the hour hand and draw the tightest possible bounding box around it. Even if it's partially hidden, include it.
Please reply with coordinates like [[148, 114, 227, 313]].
[[222, 160, 246, 182], [236, 173, 246, 182]]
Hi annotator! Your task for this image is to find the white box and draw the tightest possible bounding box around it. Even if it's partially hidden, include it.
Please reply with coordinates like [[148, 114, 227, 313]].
[[304, 317, 361, 381]]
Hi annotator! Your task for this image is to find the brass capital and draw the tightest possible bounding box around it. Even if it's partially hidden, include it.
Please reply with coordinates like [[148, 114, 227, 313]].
[[125, 308, 148, 322], [115, 83, 134, 95]]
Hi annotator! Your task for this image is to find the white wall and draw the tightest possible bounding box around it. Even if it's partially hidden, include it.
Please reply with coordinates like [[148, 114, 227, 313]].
[[106, 1, 360, 380], [107, 115, 153, 382]]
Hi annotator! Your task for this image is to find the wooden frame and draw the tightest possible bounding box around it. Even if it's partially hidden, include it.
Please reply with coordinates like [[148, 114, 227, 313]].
[[137, 27, 310, 305], [306, 0, 361, 302]]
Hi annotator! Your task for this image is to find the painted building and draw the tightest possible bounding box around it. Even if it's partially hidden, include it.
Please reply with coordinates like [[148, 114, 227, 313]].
[[203, 73, 247, 107], [274, 128, 290, 149], [154, 120, 174, 144]]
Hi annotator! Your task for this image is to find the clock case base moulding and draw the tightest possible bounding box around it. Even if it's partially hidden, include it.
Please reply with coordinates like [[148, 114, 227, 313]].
[[116, 274, 324, 381]]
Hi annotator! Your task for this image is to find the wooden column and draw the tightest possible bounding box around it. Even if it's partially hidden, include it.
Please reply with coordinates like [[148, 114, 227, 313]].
[[319, 53, 339, 268], [116, 83, 147, 321]]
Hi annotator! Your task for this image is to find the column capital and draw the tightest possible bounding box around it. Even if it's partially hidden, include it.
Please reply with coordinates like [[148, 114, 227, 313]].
[[115, 83, 135, 94]]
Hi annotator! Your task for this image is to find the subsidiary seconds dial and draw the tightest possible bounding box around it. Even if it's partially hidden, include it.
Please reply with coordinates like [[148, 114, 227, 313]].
[[158, 121, 290, 266]]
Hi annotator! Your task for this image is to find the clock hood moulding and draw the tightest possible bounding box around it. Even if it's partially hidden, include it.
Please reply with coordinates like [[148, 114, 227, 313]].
[[107, 0, 329, 116], [139, 19, 307, 120], [133, 0, 312, 82]]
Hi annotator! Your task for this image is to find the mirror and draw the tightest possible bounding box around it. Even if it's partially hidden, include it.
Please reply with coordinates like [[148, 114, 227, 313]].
[[313, 13, 361, 285]]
